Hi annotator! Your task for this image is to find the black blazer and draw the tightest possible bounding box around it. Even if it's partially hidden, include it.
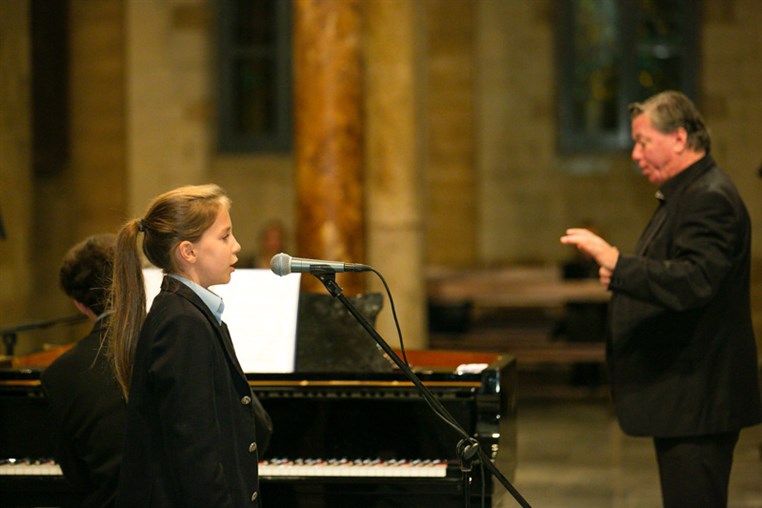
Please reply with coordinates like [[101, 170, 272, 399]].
[[41, 318, 127, 508], [608, 156, 762, 437], [115, 277, 272, 508]]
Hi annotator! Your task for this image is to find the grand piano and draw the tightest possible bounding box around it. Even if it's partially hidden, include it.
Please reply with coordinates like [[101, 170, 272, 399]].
[[0, 294, 518, 507]]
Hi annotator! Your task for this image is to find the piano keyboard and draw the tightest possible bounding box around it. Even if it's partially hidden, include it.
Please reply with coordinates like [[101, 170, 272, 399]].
[[0, 458, 62, 476], [260, 458, 449, 478], [1, 457, 448, 479]]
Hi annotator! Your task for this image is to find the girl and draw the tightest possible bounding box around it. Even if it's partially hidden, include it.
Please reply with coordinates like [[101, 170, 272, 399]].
[[109, 184, 272, 507]]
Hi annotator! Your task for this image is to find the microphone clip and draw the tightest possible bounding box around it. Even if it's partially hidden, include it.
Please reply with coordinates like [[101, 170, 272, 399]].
[[312, 270, 344, 297]]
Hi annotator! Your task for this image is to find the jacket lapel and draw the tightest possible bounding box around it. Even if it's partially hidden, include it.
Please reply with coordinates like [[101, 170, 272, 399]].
[[220, 321, 247, 380], [162, 277, 248, 383], [635, 204, 667, 255]]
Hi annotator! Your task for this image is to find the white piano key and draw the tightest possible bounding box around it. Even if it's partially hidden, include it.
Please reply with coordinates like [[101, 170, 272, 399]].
[[258, 458, 448, 478], [0, 458, 63, 476], [1, 456, 448, 479]]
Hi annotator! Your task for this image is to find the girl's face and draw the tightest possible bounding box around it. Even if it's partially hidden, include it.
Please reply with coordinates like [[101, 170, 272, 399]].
[[192, 205, 241, 288]]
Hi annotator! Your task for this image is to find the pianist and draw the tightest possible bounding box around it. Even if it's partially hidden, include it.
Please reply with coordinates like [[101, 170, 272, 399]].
[[41, 234, 127, 507]]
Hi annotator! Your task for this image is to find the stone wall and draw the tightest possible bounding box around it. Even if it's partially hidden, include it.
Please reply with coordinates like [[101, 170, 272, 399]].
[[3, 0, 762, 354], [0, 0, 33, 341]]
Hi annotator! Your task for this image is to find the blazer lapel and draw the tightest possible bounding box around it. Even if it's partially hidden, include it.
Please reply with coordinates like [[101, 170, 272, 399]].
[[163, 277, 248, 382], [220, 322, 247, 380], [635, 200, 667, 255]]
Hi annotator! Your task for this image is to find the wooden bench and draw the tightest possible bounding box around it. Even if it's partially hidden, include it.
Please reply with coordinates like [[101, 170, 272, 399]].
[[427, 265, 609, 309], [427, 265, 608, 367]]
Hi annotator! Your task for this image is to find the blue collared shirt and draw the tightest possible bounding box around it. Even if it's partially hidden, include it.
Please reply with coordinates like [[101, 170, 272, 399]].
[[168, 274, 225, 325]]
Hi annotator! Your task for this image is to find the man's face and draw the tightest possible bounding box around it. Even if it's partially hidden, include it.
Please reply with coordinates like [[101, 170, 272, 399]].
[[630, 113, 683, 186]]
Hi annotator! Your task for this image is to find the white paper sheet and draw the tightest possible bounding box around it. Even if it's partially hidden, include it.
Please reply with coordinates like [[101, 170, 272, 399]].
[[143, 268, 301, 373]]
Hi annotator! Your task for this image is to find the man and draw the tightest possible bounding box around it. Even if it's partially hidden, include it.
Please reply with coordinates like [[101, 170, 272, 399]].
[[561, 90, 762, 507], [41, 234, 126, 507]]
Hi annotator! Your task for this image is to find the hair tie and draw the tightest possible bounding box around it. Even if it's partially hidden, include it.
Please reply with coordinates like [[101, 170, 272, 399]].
[[138, 219, 147, 233]]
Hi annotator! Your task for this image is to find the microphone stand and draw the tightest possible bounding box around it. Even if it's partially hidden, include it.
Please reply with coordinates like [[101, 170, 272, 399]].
[[0, 314, 87, 357], [311, 269, 531, 508]]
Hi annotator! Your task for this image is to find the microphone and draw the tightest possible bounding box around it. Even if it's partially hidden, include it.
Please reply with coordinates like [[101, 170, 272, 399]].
[[270, 252, 371, 276]]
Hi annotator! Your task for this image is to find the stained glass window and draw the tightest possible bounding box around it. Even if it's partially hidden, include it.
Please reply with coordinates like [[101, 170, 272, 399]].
[[557, 0, 699, 153], [217, 0, 293, 153]]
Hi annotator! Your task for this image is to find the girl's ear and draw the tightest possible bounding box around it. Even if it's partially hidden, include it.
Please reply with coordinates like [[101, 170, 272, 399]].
[[175, 240, 197, 265]]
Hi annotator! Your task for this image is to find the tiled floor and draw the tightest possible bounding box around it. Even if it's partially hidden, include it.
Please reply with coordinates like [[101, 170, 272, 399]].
[[504, 393, 762, 508]]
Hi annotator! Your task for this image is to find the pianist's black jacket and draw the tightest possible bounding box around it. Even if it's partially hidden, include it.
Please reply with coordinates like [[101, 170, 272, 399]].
[[41, 317, 127, 508], [115, 276, 272, 508]]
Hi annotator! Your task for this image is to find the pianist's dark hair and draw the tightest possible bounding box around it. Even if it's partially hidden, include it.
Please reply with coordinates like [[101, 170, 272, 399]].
[[107, 184, 232, 399], [59, 233, 116, 317]]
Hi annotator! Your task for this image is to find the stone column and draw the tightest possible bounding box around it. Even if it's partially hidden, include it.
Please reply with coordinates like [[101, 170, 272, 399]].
[[69, 0, 126, 235], [293, 0, 365, 295], [425, 0, 476, 267], [364, 0, 427, 348], [125, 0, 208, 216]]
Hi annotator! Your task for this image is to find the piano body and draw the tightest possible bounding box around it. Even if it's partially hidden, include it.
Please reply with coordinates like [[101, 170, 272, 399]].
[[1, 350, 517, 507]]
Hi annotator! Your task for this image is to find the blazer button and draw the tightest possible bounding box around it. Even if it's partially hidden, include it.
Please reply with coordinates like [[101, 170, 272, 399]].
[[251, 491, 258, 502], [241, 395, 252, 405], [249, 442, 257, 453]]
